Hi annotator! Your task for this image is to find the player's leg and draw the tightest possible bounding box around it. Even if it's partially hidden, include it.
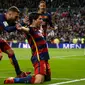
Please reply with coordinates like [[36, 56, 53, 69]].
[[4, 60, 46, 84], [4, 60, 47, 84], [0, 49, 3, 60], [34, 60, 51, 83], [0, 39, 28, 77], [4, 75, 32, 84], [33, 60, 47, 84], [34, 74, 44, 83], [45, 60, 51, 81]]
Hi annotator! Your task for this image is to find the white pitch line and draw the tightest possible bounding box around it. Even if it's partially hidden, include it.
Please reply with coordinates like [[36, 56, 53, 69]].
[[49, 78, 85, 85], [51, 55, 85, 60], [51, 78, 71, 80], [52, 54, 85, 58], [52, 57, 85, 60]]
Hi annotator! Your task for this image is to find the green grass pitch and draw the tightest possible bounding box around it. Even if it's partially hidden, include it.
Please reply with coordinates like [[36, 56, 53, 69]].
[[0, 48, 85, 85]]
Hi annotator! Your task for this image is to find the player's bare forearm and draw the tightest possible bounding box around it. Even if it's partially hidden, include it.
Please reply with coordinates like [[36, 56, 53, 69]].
[[16, 23, 29, 33], [21, 27, 29, 33]]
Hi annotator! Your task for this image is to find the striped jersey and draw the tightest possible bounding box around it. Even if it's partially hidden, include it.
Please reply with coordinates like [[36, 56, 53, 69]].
[[40, 12, 53, 39], [25, 27, 50, 63]]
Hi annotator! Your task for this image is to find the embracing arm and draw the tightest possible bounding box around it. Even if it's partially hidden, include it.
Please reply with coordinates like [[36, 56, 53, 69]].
[[21, 27, 29, 33], [16, 25, 30, 33], [4, 26, 16, 32], [0, 21, 16, 32]]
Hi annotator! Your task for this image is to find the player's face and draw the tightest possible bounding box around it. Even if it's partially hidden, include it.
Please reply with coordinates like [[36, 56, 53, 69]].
[[7, 11, 19, 23], [35, 16, 43, 27], [39, 2, 46, 11]]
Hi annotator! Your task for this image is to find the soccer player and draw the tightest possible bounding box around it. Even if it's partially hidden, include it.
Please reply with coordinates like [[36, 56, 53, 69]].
[[0, 6, 30, 77], [38, 0, 54, 40], [4, 13, 51, 84]]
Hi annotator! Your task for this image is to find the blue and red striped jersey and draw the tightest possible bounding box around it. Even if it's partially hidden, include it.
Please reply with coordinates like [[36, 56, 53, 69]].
[[40, 12, 53, 39], [25, 27, 50, 63], [41, 13, 53, 28]]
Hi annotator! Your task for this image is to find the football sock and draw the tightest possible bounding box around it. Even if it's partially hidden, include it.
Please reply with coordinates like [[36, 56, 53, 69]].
[[14, 75, 32, 83], [8, 54, 21, 75]]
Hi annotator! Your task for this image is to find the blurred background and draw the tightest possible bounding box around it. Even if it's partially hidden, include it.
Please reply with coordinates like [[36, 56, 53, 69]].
[[0, 0, 85, 45]]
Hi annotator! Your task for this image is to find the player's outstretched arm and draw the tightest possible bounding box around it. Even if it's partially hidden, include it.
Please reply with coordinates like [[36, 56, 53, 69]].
[[16, 23, 29, 33], [21, 27, 30, 33]]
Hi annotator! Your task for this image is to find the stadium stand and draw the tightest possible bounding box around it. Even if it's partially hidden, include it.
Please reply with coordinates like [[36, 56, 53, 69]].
[[0, 0, 85, 43]]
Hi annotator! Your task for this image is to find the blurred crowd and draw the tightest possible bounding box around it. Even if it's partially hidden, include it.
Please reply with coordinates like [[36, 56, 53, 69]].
[[0, 0, 40, 9], [0, 0, 85, 44], [0, 0, 84, 8], [47, 7, 85, 44], [0, 7, 85, 44]]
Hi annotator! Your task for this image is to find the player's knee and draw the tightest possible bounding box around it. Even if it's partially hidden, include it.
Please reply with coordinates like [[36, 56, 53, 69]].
[[34, 74, 44, 84], [34, 78, 43, 84]]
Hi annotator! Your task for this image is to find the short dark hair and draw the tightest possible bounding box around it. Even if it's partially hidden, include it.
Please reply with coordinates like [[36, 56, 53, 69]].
[[29, 13, 41, 24], [8, 6, 20, 13], [39, 0, 46, 4]]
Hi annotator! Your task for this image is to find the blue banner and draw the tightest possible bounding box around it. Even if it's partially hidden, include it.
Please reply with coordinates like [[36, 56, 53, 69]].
[[8, 42, 85, 49]]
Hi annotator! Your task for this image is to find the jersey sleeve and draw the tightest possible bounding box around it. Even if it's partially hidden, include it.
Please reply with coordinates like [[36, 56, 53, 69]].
[[0, 21, 17, 32]]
